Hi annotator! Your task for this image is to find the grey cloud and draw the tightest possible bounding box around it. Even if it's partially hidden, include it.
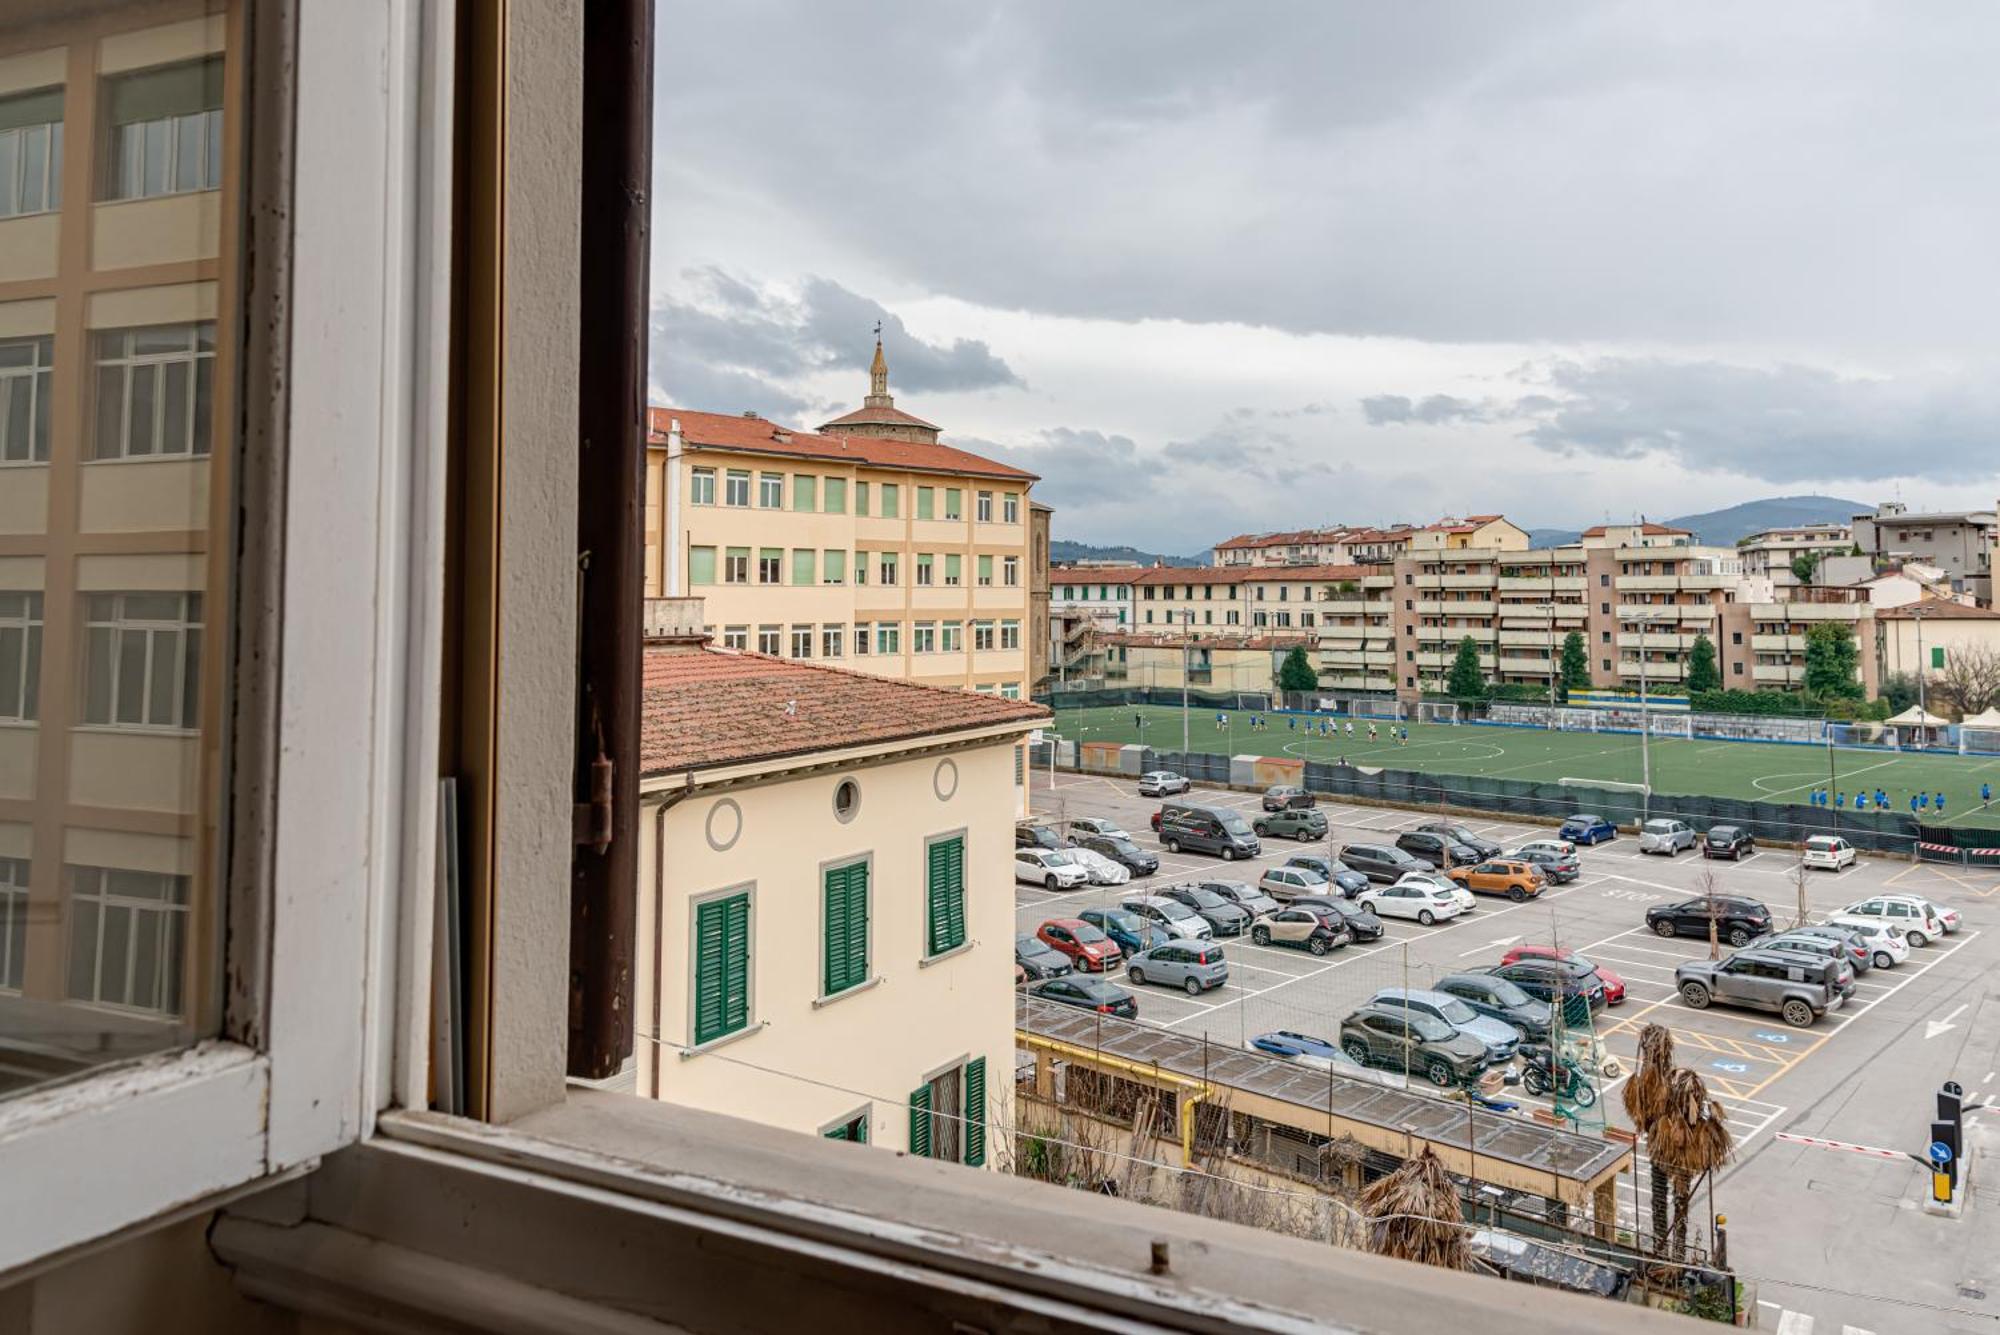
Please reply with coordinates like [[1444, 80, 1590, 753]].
[[1523, 359, 2000, 483], [649, 268, 1020, 418], [1361, 393, 1489, 425]]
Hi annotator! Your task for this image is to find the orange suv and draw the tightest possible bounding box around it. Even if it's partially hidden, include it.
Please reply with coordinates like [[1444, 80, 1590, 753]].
[[1446, 859, 1545, 903]]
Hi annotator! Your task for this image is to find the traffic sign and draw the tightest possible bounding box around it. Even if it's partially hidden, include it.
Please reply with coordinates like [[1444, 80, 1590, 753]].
[[1929, 1140, 1954, 1168]]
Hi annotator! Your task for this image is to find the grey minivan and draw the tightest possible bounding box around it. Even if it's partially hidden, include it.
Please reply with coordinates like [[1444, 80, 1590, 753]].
[[1124, 941, 1230, 996], [1157, 804, 1262, 860]]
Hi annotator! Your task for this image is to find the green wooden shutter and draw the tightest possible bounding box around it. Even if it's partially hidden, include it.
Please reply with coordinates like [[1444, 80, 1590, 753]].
[[963, 1058, 987, 1167], [693, 893, 750, 1046], [792, 549, 816, 586], [916, 487, 934, 520], [908, 1085, 933, 1158], [944, 554, 961, 583], [793, 474, 817, 511], [688, 546, 717, 585], [823, 477, 846, 513], [927, 837, 966, 956], [824, 1122, 850, 1141], [822, 861, 868, 996]]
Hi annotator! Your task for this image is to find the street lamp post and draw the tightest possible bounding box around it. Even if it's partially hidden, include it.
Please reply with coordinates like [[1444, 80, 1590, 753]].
[[1537, 600, 1558, 727], [1633, 610, 1676, 820], [1181, 608, 1192, 755]]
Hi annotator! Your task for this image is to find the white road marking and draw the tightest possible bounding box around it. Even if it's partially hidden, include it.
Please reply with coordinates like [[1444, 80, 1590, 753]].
[[1924, 1002, 1969, 1039], [1775, 1307, 1815, 1335]]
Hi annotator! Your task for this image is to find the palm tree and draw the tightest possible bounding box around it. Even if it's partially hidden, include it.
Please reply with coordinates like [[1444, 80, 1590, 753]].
[[1359, 1145, 1469, 1270], [1649, 1067, 1735, 1263], [1620, 1023, 1675, 1249]]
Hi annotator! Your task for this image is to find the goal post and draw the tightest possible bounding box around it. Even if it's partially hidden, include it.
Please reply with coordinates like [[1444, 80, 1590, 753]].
[[1646, 714, 1692, 740], [1417, 701, 1460, 725], [1234, 691, 1273, 713], [1555, 708, 1600, 733], [1351, 698, 1407, 720], [1961, 726, 2000, 757]]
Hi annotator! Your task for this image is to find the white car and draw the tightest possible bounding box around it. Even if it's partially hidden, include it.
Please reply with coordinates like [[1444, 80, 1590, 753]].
[[1515, 837, 1576, 860], [1638, 818, 1697, 856], [1069, 815, 1133, 841], [1841, 895, 1948, 946], [1358, 881, 1464, 926], [1393, 870, 1475, 914], [1067, 847, 1131, 886], [1122, 894, 1213, 941], [1801, 835, 1856, 871], [1138, 770, 1190, 796], [1825, 915, 1911, 968], [1015, 848, 1089, 891]]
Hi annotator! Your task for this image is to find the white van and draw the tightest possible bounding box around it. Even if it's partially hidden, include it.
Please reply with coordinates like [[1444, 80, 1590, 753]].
[[1802, 835, 1856, 871]]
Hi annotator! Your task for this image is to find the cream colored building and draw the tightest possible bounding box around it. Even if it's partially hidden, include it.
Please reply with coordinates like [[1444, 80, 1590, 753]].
[[0, 4, 238, 1065], [645, 349, 1037, 698], [1874, 598, 2000, 687], [635, 600, 1045, 1157]]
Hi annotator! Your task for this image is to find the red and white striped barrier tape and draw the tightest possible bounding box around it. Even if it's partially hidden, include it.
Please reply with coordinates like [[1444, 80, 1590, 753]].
[[1774, 1133, 1907, 1160]]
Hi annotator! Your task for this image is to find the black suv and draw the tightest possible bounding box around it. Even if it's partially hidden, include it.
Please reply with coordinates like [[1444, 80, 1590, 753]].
[[1015, 823, 1063, 851], [1289, 895, 1385, 942], [1414, 820, 1503, 861], [1338, 1003, 1491, 1088], [1262, 785, 1316, 811], [1480, 958, 1605, 1013], [1340, 842, 1427, 883], [1073, 833, 1159, 877], [1161, 884, 1251, 936], [1394, 830, 1480, 870], [1646, 896, 1771, 947], [1702, 825, 1755, 860], [1435, 972, 1552, 1042]]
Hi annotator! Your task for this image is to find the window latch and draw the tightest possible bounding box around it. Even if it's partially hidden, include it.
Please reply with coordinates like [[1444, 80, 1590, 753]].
[[575, 748, 614, 850]]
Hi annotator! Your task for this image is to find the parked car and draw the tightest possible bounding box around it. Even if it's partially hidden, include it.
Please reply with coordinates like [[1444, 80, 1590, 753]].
[[1069, 815, 1134, 841], [1413, 821, 1504, 861], [1702, 825, 1755, 860], [1446, 859, 1544, 903], [1138, 770, 1190, 796], [1066, 847, 1131, 886], [1508, 845, 1581, 883], [1801, 835, 1856, 871], [1036, 918, 1124, 973], [1392, 870, 1475, 914], [1200, 879, 1280, 920], [1516, 836, 1577, 859], [1255, 807, 1329, 841], [1030, 975, 1138, 1018], [1071, 832, 1159, 877], [1675, 950, 1850, 1027], [1288, 896, 1386, 942], [1124, 941, 1230, 995], [1824, 915, 1912, 968], [1757, 931, 1864, 980], [1638, 818, 1697, 856], [1079, 906, 1169, 958], [1287, 855, 1371, 897], [1162, 883, 1252, 936], [1357, 880, 1464, 926], [1015, 847, 1090, 890], [1015, 822, 1064, 851], [1434, 971, 1553, 1042], [1646, 895, 1772, 947], [1480, 958, 1605, 1013], [1339, 1003, 1493, 1087], [1558, 813, 1617, 845], [1371, 987, 1521, 1064], [1499, 944, 1626, 1005], [1262, 785, 1316, 811], [1259, 865, 1329, 901], [1250, 1031, 1348, 1063], [1155, 804, 1262, 860], [1840, 895, 1948, 946], [1250, 907, 1350, 955], [1122, 894, 1213, 941], [1339, 842, 1428, 883], [1014, 934, 1073, 981], [1395, 830, 1481, 870], [1780, 923, 1872, 973]]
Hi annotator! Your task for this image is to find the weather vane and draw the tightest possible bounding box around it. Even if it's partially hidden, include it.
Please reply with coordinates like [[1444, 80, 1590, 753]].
[[873, 319, 882, 338]]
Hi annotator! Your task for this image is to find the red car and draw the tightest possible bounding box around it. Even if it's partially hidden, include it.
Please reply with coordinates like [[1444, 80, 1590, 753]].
[[1038, 918, 1124, 973], [1501, 944, 1626, 1005]]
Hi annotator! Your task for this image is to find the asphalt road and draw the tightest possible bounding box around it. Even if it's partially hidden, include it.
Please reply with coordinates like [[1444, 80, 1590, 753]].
[[1021, 770, 2000, 1334]]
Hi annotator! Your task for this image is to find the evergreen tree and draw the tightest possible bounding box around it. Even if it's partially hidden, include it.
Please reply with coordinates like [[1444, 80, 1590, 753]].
[[1803, 622, 1862, 699], [1446, 635, 1486, 700], [1685, 633, 1719, 693], [1790, 550, 1822, 584], [1560, 630, 1590, 694], [1277, 645, 1319, 693]]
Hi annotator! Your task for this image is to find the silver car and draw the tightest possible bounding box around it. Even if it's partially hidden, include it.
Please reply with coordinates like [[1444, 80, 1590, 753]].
[[1371, 986, 1521, 1063], [1122, 894, 1213, 941], [1639, 818, 1696, 856], [1138, 770, 1190, 796], [1124, 940, 1230, 996]]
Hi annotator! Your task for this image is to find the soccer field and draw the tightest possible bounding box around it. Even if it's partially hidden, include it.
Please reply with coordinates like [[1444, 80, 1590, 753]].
[[1045, 702, 2000, 829]]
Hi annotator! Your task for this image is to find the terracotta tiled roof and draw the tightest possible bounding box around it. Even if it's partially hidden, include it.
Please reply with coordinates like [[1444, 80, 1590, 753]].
[[820, 403, 940, 431], [1877, 597, 2000, 620], [1580, 522, 1689, 537], [647, 407, 1036, 482], [1133, 564, 1369, 587], [641, 646, 1047, 776]]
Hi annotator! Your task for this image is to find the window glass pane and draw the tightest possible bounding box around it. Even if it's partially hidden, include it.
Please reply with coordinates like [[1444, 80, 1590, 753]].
[[126, 362, 158, 455], [114, 629, 148, 724], [141, 117, 169, 197], [99, 902, 133, 1006], [204, 108, 222, 189], [66, 898, 99, 1001], [94, 363, 125, 459], [161, 357, 191, 454], [0, 131, 16, 216], [174, 112, 204, 192]]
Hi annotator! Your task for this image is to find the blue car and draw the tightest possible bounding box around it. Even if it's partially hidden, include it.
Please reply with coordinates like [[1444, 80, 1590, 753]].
[[1559, 813, 1618, 845], [1250, 1030, 1348, 1062], [1080, 906, 1170, 957]]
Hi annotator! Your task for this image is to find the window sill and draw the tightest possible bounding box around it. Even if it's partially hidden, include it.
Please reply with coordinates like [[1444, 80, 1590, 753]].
[[677, 1021, 765, 1060], [0, 459, 51, 470], [69, 724, 200, 738], [78, 453, 212, 467], [917, 942, 972, 969], [95, 187, 221, 207], [811, 975, 882, 1009]]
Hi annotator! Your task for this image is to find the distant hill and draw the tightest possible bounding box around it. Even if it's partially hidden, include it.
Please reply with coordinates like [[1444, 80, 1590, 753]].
[[1049, 540, 1203, 568], [1662, 495, 1868, 548], [1525, 527, 1582, 548]]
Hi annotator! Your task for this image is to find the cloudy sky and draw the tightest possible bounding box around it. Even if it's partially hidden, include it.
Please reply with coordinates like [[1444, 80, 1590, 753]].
[[651, 1, 2000, 550]]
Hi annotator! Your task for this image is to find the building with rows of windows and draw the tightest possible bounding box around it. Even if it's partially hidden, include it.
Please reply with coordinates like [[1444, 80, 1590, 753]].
[[0, 6, 235, 1055], [644, 343, 1040, 700]]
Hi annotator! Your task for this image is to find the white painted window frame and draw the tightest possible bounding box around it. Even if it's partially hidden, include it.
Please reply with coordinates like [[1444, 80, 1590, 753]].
[[0, 0, 445, 1275]]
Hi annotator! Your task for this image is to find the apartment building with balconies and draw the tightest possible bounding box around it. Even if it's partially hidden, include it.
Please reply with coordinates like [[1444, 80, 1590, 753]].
[[1737, 522, 1853, 588], [1851, 502, 1994, 604], [646, 349, 1038, 699], [1715, 587, 1879, 694]]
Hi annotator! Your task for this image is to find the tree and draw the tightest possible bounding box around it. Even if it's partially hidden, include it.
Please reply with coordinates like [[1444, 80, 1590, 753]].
[[1560, 630, 1590, 693], [1446, 635, 1485, 700], [1790, 550, 1822, 584], [1621, 1024, 1676, 1251], [1359, 1145, 1469, 1270], [1650, 1068, 1734, 1263], [1803, 622, 1862, 699], [1879, 670, 1920, 714], [1932, 643, 2000, 719], [1277, 644, 1318, 694], [1849, 541, 1865, 557], [1685, 633, 1719, 693]]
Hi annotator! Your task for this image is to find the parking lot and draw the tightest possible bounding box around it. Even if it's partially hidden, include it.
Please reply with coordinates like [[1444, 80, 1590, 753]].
[[1021, 770, 2000, 1331]]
